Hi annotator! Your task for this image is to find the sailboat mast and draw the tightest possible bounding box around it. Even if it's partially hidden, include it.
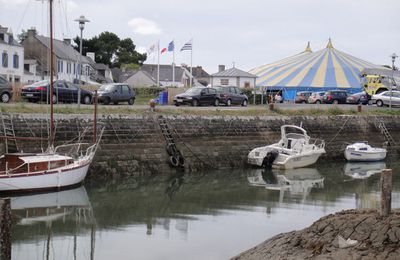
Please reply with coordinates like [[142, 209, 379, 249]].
[[49, 0, 54, 148]]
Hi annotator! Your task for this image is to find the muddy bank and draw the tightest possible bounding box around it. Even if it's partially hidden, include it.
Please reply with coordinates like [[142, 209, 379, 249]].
[[233, 209, 400, 260]]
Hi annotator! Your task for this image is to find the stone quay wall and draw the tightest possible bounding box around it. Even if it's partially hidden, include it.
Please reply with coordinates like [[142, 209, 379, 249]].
[[3, 114, 400, 176]]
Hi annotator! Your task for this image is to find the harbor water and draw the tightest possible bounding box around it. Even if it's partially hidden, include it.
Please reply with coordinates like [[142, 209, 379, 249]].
[[10, 160, 400, 260]]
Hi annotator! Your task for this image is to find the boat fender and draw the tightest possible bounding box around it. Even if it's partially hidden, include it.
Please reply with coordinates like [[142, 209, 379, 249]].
[[169, 155, 180, 167], [262, 150, 279, 168]]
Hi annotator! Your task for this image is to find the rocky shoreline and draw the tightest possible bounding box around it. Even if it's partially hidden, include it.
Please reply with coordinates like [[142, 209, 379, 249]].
[[232, 209, 400, 260]]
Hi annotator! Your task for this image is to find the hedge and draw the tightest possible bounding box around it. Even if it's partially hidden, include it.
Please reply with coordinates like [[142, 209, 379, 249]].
[[133, 87, 164, 96]]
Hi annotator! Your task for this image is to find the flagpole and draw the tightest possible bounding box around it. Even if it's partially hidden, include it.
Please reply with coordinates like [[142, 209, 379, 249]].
[[190, 39, 193, 87], [172, 40, 175, 87], [157, 40, 160, 88]]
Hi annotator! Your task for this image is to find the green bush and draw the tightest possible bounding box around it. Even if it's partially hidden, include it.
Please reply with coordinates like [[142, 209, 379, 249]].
[[133, 87, 164, 96], [240, 88, 269, 104]]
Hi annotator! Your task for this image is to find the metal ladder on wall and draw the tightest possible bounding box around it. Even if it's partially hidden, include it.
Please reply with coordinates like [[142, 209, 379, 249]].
[[1, 113, 18, 153], [157, 116, 184, 167], [375, 118, 396, 146]]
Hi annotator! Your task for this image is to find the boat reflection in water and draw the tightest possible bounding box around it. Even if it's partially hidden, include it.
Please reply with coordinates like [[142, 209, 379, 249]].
[[343, 161, 386, 180], [247, 168, 324, 203], [9, 187, 96, 260]]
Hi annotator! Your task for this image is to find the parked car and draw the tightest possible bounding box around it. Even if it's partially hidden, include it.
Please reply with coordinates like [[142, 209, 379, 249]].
[[346, 91, 369, 105], [308, 91, 325, 104], [97, 83, 136, 105], [322, 90, 349, 104], [174, 87, 219, 106], [371, 91, 400, 107], [21, 80, 92, 104], [0, 75, 13, 103], [214, 86, 248, 106], [295, 91, 313, 103]]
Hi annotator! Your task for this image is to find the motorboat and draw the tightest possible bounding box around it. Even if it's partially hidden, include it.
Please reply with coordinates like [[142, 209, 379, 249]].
[[344, 161, 386, 179], [344, 142, 387, 162], [247, 125, 325, 169]]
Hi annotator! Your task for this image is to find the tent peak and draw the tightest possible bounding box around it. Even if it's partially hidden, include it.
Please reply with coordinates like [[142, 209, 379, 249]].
[[326, 38, 334, 49], [304, 41, 312, 52]]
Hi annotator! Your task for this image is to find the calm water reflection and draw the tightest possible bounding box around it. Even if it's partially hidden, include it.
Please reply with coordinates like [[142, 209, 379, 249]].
[[10, 161, 400, 260]]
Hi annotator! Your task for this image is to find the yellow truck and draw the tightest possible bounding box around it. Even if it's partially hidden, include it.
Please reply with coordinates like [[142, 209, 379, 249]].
[[360, 68, 400, 95]]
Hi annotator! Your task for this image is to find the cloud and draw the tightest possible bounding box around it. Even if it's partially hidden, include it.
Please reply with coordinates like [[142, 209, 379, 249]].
[[128, 18, 161, 35], [136, 46, 147, 54], [66, 0, 78, 11]]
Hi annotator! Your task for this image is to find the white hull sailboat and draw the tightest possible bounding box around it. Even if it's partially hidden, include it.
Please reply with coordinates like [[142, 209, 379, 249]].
[[247, 125, 325, 169], [0, 0, 102, 193]]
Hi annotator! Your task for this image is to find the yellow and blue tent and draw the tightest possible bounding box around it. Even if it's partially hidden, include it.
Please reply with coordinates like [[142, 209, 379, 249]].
[[249, 39, 384, 100]]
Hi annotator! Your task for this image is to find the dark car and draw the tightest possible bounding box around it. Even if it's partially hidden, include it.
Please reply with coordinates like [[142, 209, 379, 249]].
[[97, 84, 135, 105], [21, 80, 93, 104], [295, 91, 313, 103], [346, 91, 369, 105], [214, 86, 248, 106], [322, 90, 349, 104], [174, 87, 219, 106], [0, 75, 13, 103]]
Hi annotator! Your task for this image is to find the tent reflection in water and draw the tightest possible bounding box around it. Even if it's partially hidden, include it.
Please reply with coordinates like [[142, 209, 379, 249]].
[[9, 186, 97, 260], [247, 168, 324, 203]]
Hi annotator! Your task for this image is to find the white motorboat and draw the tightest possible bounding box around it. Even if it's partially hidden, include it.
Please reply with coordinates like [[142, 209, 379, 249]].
[[247, 125, 325, 169], [344, 142, 387, 162]]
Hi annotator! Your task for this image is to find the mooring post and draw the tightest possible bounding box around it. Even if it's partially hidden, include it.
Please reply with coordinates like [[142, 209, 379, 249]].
[[269, 103, 274, 111], [380, 169, 392, 217], [0, 198, 11, 260]]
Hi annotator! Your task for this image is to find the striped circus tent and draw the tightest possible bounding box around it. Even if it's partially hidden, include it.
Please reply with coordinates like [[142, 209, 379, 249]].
[[249, 39, 384, 100]]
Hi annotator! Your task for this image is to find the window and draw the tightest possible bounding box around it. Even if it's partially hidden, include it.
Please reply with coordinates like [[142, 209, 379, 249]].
[[122, 85, 131, 93], [67, 62, 71, 74], [208, 88, 216, 94], [229, 87, 236, 93], [13, 54, 19, 69], [73, 63, 76, 75], [220, 79, 229, 85], [2, 52, 8, 68], [244, 82, 250, 88], [0, 76, 7, 84]]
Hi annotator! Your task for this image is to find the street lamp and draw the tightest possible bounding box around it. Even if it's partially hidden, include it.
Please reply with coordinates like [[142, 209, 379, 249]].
[[389, 53, 398, 108], [74, 15, 90, 108]]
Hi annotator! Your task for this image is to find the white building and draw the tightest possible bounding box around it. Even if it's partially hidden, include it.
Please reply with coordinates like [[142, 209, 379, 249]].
[[210, 65, 257, 89], [0, 26, 24, 83]]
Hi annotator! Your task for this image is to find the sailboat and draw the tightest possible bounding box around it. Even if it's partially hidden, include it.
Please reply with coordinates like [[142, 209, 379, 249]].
[[0, 0, 102, 192]]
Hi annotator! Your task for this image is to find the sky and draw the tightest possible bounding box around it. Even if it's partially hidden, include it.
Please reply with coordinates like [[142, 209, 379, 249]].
[[0, 0, 399, 73]]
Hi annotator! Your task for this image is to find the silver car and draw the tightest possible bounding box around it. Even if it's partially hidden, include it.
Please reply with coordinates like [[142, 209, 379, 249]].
[[0, 75, 13, 103], [371, 91, 400, 107]]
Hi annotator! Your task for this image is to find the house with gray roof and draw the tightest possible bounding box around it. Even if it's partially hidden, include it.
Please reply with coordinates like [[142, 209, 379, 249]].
[[211, 65, 257, 88], [22, 28, 96, 84], [0, 25, 24, 83]]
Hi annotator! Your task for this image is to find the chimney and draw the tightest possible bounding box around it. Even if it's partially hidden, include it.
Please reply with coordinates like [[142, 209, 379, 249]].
[[63, 38, 71, 45], [218, 65, 225, 72], [86, 52, 95, 62], [27, 28, 37, 38]]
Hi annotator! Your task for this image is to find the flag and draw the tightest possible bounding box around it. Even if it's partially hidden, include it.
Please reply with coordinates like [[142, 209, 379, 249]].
[[147, 41, 157, 55], [180, 39, 192, 51], [161, 47, 167, 54], [168, 41, 174, 52]]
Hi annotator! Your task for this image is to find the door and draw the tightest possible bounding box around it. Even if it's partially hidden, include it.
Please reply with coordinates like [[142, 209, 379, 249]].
[[112, 85, 122, 102], [230, 87, 239, 104], [55, 81, 68, 102], [121, 85, 132, 102], [65, 82, 78, 103]]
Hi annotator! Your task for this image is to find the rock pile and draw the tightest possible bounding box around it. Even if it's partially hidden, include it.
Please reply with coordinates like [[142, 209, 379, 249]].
[[233, 209, 400, 260]]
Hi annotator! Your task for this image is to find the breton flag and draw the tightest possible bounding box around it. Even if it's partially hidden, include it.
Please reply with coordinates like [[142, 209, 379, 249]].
[[180, 39, 192, 51]]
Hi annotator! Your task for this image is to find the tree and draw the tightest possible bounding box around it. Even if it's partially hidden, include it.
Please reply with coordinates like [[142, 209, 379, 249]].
[[73, 32, 146, 68]]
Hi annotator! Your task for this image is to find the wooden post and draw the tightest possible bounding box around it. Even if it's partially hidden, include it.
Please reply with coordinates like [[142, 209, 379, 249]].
[[269, 103, 274, 111], [380, 169, 392, 217], [0, 198, 11, 260], [93, 90, 97, 144], [357, 104, 362, 113]]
